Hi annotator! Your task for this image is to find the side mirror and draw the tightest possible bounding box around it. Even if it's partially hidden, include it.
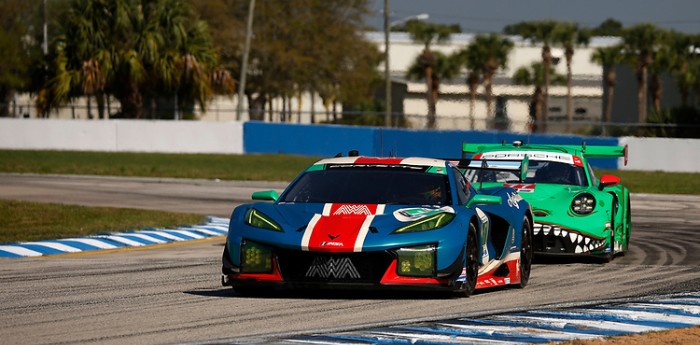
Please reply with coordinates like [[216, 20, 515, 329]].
[[251, 190, 280, 201], [467, 194, 502, 208], [598, 174, 620, 190], [520, 155, 530, 182]]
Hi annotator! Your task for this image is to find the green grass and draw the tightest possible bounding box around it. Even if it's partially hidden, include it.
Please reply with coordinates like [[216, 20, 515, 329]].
[[597, 169, 700, 195], [1, 150, 698, 244], [0, 150, 319, 182], [2, 149, 698, 194], [0, 200, 206, 244]]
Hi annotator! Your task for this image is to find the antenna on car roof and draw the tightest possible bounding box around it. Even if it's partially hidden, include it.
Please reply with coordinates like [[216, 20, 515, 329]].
[[335, 152, 343, 157], [582, 141, 586, 152]]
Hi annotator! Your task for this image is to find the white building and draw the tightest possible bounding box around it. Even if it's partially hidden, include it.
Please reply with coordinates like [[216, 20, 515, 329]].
[[368, 32, 621, 132], [11, 32, 619, 133]]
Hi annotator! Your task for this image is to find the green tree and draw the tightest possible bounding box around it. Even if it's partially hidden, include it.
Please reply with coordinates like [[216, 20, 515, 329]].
[[0, 0, 37, 117], [404, 19, 461, 129], [665, 32, 700, 108], [215, 0, 376, 123], [456, 34, 513, 130], [621, 23, 667, 125], [451, 49, 480, 129], [591, 18, 624, 37], [513, 62, 565, 133], [406, 51, 461, 129], [553, 22, 590, 132], [504, 20, 559, 132], [39, 0, 228, 119], [591, 46, 624, 127]]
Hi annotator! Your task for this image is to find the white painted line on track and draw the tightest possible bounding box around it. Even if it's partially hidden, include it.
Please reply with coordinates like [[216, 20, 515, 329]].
[[0, 217, 230, 258]]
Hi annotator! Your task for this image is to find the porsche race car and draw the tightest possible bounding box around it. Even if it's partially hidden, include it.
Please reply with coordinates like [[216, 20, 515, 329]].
[[222, 154, 534, 296], [461, 141, 631, 262]]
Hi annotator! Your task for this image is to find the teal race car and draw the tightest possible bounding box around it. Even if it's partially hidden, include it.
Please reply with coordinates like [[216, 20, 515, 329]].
[[222, 154, 534, 296], [460, 141, 630, 262]]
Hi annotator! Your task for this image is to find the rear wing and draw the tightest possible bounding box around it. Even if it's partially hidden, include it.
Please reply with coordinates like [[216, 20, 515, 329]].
[[462, 142, 628, 166], [457, 157, 530, 184]]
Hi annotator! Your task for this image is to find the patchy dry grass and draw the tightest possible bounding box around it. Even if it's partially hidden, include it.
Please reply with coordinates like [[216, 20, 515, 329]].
[[0, 200, 206, 243]]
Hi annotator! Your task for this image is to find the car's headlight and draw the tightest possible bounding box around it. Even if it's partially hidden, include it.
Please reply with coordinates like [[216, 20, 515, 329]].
[[241, 240, 273, 273], [396, 244, 436, 277], [392, 212, 455, 234], [245, 209, 283, 231], [571, 193, 596, 214]]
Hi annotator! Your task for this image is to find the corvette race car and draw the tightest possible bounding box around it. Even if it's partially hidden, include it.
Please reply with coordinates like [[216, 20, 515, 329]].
[[461, 141, 631, 262], [222, 153, 533, 296]]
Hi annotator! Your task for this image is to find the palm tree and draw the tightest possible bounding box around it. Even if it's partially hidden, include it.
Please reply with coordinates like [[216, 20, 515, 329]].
[[553, 23, 590, 132], [665, 32, 700, 108], [451, 48, 481, 130], [512, 62, 565, 133], [621, 23, 666, 125], [456, 34, 513, 130], [405, 19, 460, 128], [591, 46, 624, 130], [40, 0, 226, 119], [406, 51, 461, 129], [504, 20, 559, 132]]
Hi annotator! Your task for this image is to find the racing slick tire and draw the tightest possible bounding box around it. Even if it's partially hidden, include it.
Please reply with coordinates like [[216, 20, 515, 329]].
[[599, 197, 619, 263], [455, 223, 479, 297], [517, 217, 533, 288]]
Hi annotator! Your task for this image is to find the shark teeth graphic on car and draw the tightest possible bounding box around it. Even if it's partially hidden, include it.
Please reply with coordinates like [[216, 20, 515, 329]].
[[533, 223, 606, 253]]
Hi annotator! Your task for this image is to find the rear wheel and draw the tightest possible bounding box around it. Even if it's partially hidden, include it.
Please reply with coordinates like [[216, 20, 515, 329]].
[[517, 217, 533, 288], [456, 223, 479, 297]]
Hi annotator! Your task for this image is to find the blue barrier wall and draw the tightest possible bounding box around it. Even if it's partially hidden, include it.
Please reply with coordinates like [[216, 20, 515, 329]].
[[243, 122, 620, 169]]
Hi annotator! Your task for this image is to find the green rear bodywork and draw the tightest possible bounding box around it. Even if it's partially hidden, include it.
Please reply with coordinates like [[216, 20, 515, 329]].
[[462, 142, 631, 261]]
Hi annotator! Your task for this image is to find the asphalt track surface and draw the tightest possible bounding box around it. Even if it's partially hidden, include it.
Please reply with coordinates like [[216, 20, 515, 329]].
[[1, 174, 700, 345]]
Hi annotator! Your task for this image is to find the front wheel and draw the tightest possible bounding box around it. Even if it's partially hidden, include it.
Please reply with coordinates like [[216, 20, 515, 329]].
[[517, 217, 533, 288], [456, 223, 479, 297]]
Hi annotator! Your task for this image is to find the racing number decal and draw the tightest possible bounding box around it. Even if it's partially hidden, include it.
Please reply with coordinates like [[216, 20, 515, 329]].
[[301, 204, 385, 252]]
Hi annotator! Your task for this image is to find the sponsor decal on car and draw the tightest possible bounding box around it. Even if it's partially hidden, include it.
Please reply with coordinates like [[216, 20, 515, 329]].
[[481, 151, 575, 165], [302, 203, 385, 252], [504, 183, 536, 193], [393, 206, 455, 222], [507, 192, 523, 209], [305, 256, 360, 279], [333, 205, 373, 216]]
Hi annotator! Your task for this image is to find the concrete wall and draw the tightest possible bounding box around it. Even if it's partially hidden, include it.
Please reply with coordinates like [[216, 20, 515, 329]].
[[620, 137, 700, 173], [0, 119, 244, 154], [1, 119, 699, 172]]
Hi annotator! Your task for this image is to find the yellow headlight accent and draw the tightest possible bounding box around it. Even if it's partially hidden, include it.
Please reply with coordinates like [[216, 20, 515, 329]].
[[393, 212, 455, 234], [245, 209, 283, 231]]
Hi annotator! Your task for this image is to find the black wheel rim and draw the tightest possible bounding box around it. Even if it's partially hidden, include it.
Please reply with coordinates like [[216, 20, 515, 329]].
[[466, 226, 479, 291]]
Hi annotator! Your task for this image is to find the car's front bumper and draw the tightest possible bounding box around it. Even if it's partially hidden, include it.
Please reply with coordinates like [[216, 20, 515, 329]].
[[532, 221, 610, 255], [222, 243, 466, 292]]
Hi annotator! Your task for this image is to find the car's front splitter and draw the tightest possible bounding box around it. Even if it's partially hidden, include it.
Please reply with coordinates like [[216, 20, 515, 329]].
[[222, 257, 460, 292], [475, 252, 522, 289]]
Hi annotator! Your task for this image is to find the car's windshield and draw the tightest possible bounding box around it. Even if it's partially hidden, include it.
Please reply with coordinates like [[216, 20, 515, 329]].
[[465, 160, 587, 186], [280, 166, 451, 205]]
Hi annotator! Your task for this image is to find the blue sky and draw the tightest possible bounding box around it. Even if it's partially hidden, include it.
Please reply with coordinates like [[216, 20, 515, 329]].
[[367, 0, 700, 34]]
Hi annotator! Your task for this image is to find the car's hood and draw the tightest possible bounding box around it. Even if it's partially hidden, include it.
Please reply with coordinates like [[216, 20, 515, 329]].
[[509, 183, 588, 205], [248, 202, 457, 252]]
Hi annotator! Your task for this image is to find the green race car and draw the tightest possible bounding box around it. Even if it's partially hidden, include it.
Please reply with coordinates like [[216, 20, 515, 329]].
[[460, 141, 630, 262]]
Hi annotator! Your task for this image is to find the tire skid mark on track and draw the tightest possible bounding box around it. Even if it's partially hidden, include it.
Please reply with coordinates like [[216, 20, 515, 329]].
[[0, 217, 230, 258], [275, 292, 700, 345]]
